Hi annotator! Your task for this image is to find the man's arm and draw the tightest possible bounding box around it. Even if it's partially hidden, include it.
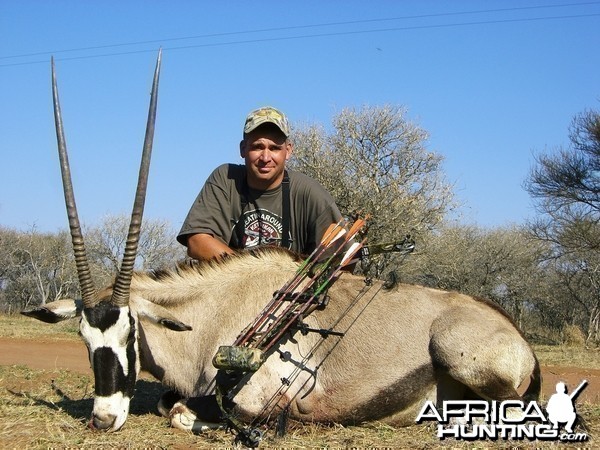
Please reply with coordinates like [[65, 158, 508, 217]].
[[186, 233, 235, 261]]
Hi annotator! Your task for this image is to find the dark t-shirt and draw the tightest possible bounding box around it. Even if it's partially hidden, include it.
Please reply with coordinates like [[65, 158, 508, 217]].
[[177, 164, 343, 255]]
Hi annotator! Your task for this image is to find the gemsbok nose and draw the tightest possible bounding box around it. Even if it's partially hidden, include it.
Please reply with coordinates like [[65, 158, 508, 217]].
[[90, 412, 117, 431]]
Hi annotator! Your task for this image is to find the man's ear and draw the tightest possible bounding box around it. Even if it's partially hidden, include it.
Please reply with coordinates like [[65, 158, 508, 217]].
[[239, 139, 246, 158], [285, 140, 293, 160]]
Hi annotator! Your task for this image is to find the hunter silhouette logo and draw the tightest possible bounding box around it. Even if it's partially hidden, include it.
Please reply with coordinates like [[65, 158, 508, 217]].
[[416, 379, 589, 442], [546, 380, 587, 433]]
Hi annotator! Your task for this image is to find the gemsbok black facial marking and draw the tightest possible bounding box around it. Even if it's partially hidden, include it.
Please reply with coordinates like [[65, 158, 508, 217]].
[[82, 303, 138, 399], [79, 303, 140, 430], [84, 302, 121, 331]]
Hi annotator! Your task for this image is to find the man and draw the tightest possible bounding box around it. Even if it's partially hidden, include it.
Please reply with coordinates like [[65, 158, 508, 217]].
[[177, 106, 344, 260]]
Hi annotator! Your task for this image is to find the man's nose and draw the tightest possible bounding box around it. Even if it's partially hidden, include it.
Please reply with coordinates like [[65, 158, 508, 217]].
[[258, 149, 272, 161]]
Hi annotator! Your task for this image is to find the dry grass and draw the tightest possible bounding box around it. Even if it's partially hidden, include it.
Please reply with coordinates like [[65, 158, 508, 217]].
[[534, 344, 600, 369], [1, 313, 599, 448], [0, 362, 441, 449], [0, 313, 79, 341], [1, 363, 598, 449]]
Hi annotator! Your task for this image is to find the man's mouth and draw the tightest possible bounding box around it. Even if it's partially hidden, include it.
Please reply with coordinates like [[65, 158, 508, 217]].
[[257, 166, 273, 174]]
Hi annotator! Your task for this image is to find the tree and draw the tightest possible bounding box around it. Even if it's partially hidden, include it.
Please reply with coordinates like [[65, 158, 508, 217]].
[[525, 106, 600, 342], [0, 216, 185, 313], [0, 226, 78, 312], [289, 105, 455, 277], [403, 224, 547, 331], [85, 214, 186, 285]]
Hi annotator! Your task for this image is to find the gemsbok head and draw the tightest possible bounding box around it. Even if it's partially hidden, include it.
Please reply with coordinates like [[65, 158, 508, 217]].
[[39, 50, 175, 431]]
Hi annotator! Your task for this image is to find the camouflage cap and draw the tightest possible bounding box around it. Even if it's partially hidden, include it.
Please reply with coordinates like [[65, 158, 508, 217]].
[[243, 106, 290, 137]]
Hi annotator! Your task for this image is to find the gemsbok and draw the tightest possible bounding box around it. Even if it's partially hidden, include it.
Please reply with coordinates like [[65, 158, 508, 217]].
[[23, 52, 541, 440]]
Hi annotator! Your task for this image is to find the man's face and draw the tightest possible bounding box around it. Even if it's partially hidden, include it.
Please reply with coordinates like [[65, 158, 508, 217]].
[[240, 124, 292, 190]]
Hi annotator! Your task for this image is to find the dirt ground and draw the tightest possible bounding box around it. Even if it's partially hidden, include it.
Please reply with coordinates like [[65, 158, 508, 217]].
[[1, 336, 599, 404]]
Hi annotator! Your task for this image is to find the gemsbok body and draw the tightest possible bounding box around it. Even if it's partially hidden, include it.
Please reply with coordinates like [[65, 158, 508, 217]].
[[23, 53, 541, 434]]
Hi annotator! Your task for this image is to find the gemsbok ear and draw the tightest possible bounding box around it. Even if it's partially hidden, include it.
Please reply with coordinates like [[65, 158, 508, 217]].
[[133, 298, 192, 332], [21, 298, 83, 323]]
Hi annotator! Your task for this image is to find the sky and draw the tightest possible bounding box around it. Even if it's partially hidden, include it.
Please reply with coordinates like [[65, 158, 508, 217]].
[[1, 1, 599, 235]]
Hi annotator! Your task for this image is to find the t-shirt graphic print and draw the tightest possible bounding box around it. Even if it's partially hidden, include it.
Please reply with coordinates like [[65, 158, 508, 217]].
[[232, 208, 292, 249]]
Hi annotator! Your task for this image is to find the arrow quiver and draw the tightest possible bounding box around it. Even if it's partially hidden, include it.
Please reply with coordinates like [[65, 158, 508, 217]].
[[212, 218, 367, 446], [213, 219, 366, 371]]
